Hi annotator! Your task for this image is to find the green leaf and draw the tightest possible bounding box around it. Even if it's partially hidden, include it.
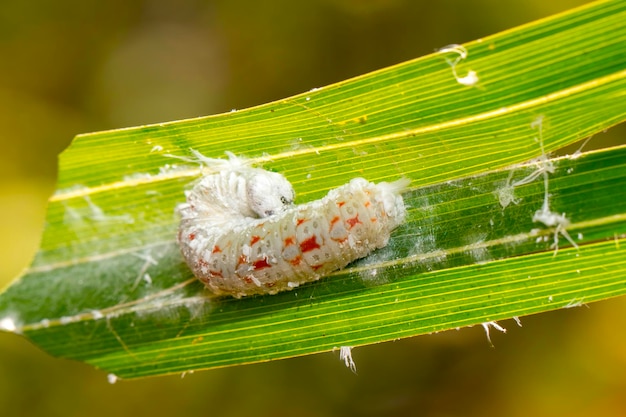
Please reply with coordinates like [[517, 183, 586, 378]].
[[1, 0, 625, 378]]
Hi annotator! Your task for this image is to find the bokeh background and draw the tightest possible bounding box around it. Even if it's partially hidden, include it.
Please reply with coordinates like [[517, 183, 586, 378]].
[[1, 0, 625, 416]]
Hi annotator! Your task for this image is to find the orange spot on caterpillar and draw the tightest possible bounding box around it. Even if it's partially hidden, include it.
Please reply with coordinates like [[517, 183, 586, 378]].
[[250, 235, 261, 245], [290, 256, 302, 266], [284, 236, 296, 246], [364, 201, 371, 207], [212, 245, 222, 253], [330, 216, 340, 226], [296, 218, 308, 226], [188, 233, 196, 241], [237, 254, 248, 267], [337, 201, 346, 207], [300, 236, 320, 253], [346, 215, 361, 229]]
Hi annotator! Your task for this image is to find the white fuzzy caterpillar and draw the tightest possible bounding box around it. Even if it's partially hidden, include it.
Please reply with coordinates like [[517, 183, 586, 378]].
[[176, 152, 409, 298]]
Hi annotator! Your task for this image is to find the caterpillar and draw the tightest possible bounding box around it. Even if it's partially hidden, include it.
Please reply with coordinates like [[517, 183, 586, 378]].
[[176, 151, 409, 298]]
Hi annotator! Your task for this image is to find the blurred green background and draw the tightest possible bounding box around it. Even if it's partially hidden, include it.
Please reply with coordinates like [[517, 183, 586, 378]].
[[1, 0, 625, 416]]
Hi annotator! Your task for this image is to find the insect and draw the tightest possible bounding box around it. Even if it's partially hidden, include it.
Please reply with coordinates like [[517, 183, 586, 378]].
[[176, 151, 409, 298]]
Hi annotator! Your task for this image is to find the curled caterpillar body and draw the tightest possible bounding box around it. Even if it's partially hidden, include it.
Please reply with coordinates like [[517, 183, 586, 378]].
[[177, 153, 408, 298]]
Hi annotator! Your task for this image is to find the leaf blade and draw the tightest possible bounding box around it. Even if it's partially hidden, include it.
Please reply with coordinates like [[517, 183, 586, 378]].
[[1, 0, 625, 378]]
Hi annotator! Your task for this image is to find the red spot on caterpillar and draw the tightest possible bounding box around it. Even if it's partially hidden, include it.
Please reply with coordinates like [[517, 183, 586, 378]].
[[300, 236, 320, 252], [250, 235, 261, 245], [290, 256, 302, 266], [346, 215, 361, 229], [296, 218, 308, 226], [311, 264, 324, 271], [212, 245, 222, 253], [209, 270, 223, 278], [337, 201, 346, 207], [188, 233, 196, 241], [237, 254, 248, 267], [284, 236, 295, 246], [253, 257, 271, 270], [330, 216, 340, 226], [244, 276, 253, 284]]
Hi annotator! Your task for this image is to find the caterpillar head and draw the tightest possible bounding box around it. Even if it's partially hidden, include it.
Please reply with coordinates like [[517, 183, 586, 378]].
[[247, 170, 295, 217]]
